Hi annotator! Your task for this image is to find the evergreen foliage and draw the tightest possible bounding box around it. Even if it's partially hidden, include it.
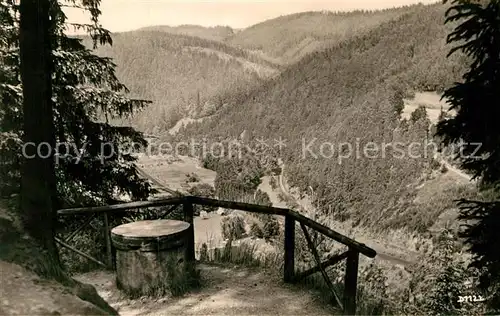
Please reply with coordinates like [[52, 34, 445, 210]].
[[436, 0, 500, 312], [88, 31, 279, 134], [227, 7, 415, 65], [0, 0, 155, 208], [181, 3, 468, 232], [188, 183, 217, 215]]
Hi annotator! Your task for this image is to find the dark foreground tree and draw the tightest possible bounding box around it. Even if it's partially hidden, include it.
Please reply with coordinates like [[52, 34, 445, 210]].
[[1, 0, 155, 208], [19, 0, 59, 264], [437, 0, 500, 311], [0, 0, 144, 312], [1, 0, 156, 283]]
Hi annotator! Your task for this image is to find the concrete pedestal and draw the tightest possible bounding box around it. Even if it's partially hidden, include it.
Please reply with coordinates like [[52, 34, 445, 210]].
[[111, 219, 190, 297]]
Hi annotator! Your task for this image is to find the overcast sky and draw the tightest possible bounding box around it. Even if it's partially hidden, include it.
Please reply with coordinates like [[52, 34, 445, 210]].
[[64, 0, 439, 33]]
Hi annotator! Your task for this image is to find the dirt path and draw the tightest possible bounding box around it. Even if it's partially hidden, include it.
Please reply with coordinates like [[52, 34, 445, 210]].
[[437, 155, 474, 183], [0, 260, 113, 315], [74, 264, 336, 316]]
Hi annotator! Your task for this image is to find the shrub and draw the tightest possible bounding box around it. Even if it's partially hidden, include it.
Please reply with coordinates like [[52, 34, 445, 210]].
[[269, 177, 278, 190], [410, 105, 428, 123], [254, 189, 272, 206], [277, 193, 287, 202], [357, 263, 391, 315], [424, 265, 469, 315], [188, 183, 217, 215], [440, 164, 448, 173], [250, 222, 264, 238], [262, 217, 280, 240], [188, 183, 215, 197], [250, 213, 280, 240], [405, 230, 485, 315], [221, 214, 246, 240], [391, 88, 405, 117], [199, 243, 209, 262], [185, 172, 200, 183]]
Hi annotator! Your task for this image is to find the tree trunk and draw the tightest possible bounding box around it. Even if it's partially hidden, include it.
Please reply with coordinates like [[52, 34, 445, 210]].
[[19, 0, 60, 266]]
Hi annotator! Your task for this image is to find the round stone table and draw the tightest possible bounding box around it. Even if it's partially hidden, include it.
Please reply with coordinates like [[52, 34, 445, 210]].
[[111, 219, 191, 297]]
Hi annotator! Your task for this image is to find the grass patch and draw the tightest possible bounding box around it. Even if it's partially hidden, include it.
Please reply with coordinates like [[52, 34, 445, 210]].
[[197, 238, 281, 268]]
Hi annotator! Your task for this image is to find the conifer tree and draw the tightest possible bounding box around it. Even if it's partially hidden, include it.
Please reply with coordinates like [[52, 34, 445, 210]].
[[0, 0, 157, 281], [1, 0, 156, 208], [437, 0, 500, 311], [18, 0, 60, 265]]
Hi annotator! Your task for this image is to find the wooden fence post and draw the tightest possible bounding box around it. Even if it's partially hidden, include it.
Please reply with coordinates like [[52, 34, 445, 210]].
[[284, 214, 295, 283], [103, 212, 113, 269], [343, 249, 360, 315], [183, 200, 196, 264]]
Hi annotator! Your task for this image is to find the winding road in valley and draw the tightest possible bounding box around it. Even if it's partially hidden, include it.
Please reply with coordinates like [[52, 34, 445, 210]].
[[139, 156, 417, 267], [276, 160, 417, 267], [136, 153, 470, 268], [435, 154, 474, 183]]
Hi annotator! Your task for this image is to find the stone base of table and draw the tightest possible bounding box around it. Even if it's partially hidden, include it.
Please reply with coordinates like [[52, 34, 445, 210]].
[[111, 220, 191, 297]]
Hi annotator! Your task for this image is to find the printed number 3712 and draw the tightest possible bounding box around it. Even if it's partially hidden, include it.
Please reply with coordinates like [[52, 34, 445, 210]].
[[457, 295, 485, 303]]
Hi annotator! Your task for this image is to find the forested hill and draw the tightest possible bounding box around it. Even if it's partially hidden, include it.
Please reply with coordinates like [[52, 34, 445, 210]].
[[83, 4, 436, 134], [137, 25, 235, 42], [179, 3, 470, 233], [83, 31, 279, 133], [225, 6, 415, 65]]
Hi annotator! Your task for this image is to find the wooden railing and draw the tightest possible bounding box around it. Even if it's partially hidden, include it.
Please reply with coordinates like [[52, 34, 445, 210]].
[[57, 195, 376, 315]]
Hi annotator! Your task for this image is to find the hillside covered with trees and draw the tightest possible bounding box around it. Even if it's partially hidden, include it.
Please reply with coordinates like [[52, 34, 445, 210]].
[[225, 7, 415, 65], [90, 6, 436, 135], [84, 31, 280, 133], [179, 3, 471, 233]]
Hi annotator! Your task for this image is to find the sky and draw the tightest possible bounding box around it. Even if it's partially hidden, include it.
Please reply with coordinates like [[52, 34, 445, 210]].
[[64, 0, 439, 33]]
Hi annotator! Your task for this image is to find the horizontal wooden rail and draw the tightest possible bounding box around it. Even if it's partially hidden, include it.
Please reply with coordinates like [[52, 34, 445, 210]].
[[57, 197, 184, 215], [57, 195, 376, 258], [187, 196, 375, 258], [57, 194, 376, 315], [186, 196, 290, 216], [287, 209, 376, 258]]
